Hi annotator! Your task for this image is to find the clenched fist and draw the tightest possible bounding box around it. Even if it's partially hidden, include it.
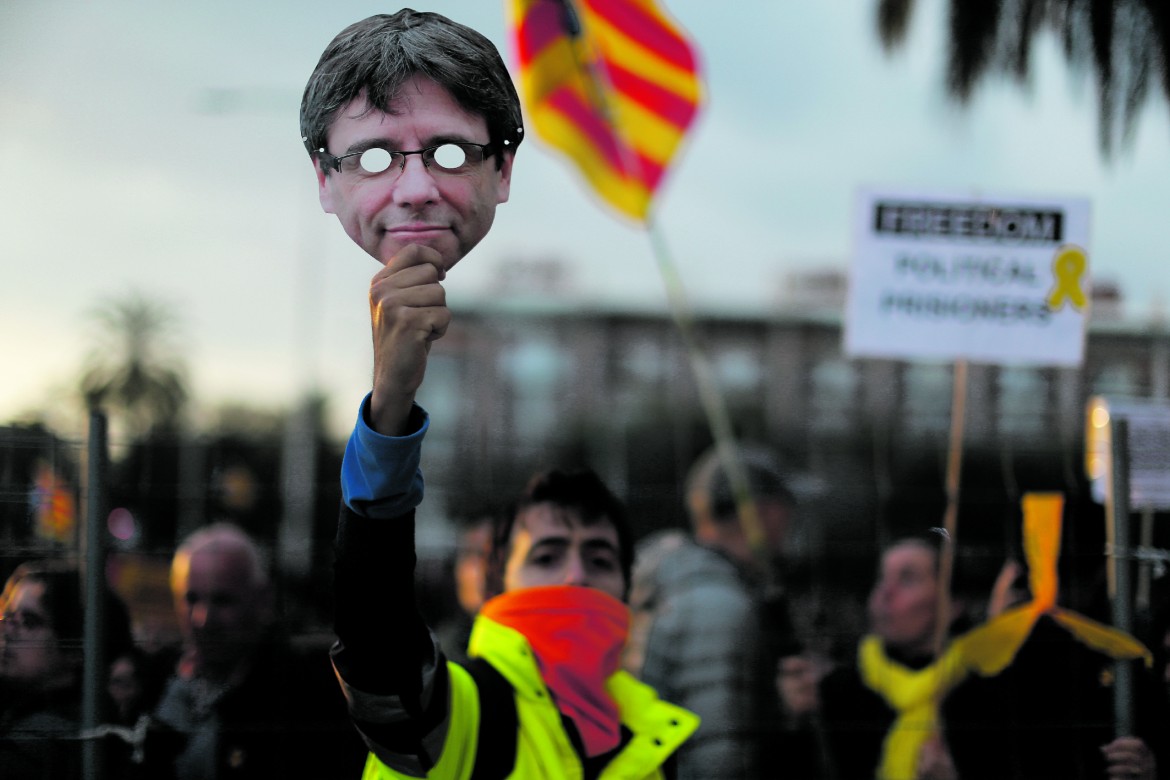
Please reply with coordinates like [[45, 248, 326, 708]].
[[368, 243, 452, 436]]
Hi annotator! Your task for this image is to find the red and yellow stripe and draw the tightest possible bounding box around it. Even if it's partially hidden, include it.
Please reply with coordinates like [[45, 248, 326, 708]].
[[34, 461, 76, 544], [508, 0, 703, 221]]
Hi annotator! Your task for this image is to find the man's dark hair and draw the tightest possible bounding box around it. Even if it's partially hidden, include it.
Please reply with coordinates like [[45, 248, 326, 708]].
[[484, 469, 634, 601], [300, 9, 524, 171], [686, 444, 796, 523]]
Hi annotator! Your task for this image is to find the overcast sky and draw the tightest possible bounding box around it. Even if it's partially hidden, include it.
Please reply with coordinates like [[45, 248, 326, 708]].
[[3, 1, 1168, 438]]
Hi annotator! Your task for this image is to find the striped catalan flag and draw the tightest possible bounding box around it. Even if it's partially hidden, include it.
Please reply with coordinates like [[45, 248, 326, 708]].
[[33, 461, 76, 544], [507, 0, 703, 221]]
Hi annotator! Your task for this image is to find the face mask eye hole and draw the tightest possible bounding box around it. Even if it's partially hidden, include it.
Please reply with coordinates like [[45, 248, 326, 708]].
[[432, 143, 467, 170], [359, 147, 394, 174]]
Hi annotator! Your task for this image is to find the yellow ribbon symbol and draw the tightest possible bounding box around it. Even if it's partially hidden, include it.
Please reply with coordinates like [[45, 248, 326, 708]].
[[1047, 245, 1088, 311]]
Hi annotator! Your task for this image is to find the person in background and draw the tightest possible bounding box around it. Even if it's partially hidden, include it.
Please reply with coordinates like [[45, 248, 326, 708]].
[[0, 559, 133, 779], [817, 526, 1165, 780], [816, 534, 964, 780], [629, 443, 807, 779], [153, 522, 364, 779], [431, 514, 493, 666], [107, 644, 174, 728], [108, 651, 147, 727]]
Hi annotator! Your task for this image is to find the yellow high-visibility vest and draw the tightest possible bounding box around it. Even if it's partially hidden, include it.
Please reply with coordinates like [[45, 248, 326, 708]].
[[363, 616, 699, 780]]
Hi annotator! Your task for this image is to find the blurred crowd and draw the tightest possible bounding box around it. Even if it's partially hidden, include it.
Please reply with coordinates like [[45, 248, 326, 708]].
[[0, 524, 366, 779], [4, 442, 1170, 779]]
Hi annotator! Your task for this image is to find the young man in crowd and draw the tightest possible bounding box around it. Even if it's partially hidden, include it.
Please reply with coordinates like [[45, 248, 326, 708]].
[[302, 10, 698, 777]]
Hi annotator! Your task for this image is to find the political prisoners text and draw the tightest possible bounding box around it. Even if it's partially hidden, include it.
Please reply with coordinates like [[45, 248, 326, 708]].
[[872, 202, 1066, 324]]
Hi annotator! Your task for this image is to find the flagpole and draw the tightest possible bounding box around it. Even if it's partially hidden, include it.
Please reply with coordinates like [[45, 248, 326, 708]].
[[645, 218, 768, 564], [547, 0, 770, 565]]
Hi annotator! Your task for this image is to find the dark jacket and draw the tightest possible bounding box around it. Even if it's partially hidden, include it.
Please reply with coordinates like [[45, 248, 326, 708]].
[[153, 635, 366, 779], [944, 614, 1170, 780], [0, 684, 83, 780], [629, 534, 799, 779]]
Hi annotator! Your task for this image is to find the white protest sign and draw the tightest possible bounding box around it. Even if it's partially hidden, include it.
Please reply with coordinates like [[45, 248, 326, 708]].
[[844, 187, 1090, 366]]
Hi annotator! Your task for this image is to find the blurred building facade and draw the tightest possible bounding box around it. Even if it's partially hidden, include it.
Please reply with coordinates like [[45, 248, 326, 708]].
[[3, 267, 1168, 639], [417, 268, 1170, 603]]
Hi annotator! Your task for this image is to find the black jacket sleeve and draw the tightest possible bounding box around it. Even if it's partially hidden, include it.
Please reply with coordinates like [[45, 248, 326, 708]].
[[331, 504, 452, 774]]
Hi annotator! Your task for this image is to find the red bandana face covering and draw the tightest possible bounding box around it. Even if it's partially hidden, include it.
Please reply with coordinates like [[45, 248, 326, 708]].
[[479, 585, 630, 757]]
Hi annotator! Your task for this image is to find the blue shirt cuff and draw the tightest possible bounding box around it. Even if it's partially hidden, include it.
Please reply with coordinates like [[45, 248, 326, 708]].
[[340, 393, 427, 519]]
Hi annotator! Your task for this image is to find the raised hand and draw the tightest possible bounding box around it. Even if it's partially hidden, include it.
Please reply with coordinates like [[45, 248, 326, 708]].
[[368, 243, 451, 436]]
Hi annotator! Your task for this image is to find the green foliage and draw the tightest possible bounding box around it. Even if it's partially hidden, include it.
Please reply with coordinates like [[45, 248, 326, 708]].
[[876, 0, 1170, 157], [79, 291, 189, 439]]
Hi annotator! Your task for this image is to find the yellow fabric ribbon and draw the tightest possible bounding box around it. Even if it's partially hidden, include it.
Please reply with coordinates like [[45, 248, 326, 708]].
[[858, 636, 970, 780], [959, 492, 1151, 677]]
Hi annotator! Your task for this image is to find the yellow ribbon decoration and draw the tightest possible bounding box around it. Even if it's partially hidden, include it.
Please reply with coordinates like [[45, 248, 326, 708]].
[[959, 492, 1151, 678], [1046, 245, 1088, 311]]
